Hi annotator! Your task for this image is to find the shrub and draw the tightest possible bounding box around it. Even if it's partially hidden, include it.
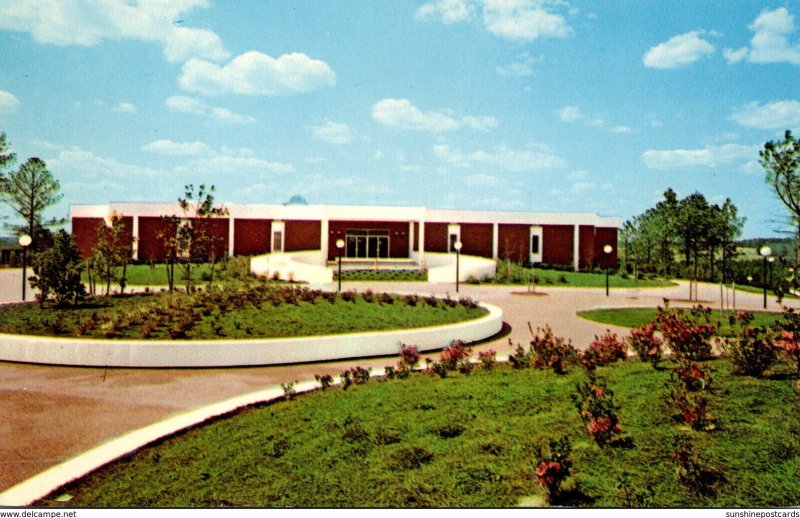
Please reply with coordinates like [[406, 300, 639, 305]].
[[341, 290, 358, 303], [440, 340, 472, 371], [530, 325, 577, 374], [534, 436, 573, 504], [399, 345, 421, 369], [670, 434, 721, 496], [340, 367, 370, 389], [571, 375, 622, 445], [666, 359, 714, 430], [775, 307, 800, 378], [29, 230, 87, 307], [478, 349, 497, 370], [509, 339, 534, 369], [654, 305, 716, 360], [315, 374, 334, 390], [581, 331, 628, 370], [281, 382, 296, 401], [361, 289, 376, 303], [725, 327, 779, 377], [627, 323, 664, 368]]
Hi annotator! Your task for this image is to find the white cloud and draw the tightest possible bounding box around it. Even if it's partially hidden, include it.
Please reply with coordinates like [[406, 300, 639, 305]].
[[165, 95, 255, 124], [48, 146, 163, 179], [180, 51, 336, 96], [643, 30, 716, 69], [434, 143, 565, 172], [730, 100, 800, 129], [482, 0, 573, 41], [0, 1, 229, 63], [307, 120, 353, 144], [416, 0, 573, 42], [372, 98, 497, 133], [496, 52, 541, 77], [197, 155, 294, 174], [725, 7, 800, 65], [611, 125, 633, 134], [142, 140, 211, 157], [0, 90, 20, 113], [642, 143, 758, 170], [558, 105, 583, 122], [112, 102, 136, 113], [416, 0, 475, 24]]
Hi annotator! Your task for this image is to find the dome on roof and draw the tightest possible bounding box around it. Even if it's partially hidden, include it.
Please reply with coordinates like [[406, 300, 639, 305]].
[[285, 194, 309, 205]]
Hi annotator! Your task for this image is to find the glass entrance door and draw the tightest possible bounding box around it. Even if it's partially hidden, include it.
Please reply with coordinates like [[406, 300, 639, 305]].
[[345, 230, 389, 258]]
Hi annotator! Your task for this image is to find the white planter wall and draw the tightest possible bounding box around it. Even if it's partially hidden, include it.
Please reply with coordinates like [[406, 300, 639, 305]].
[[0, 303, 502, 368]]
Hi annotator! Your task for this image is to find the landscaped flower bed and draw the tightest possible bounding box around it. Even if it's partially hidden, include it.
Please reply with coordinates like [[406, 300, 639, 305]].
[[0, 285, 486, 340]]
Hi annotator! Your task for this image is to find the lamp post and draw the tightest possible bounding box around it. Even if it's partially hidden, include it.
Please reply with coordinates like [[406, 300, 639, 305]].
[[760, 245, 772, 309], [18, 234, 32, 302], [603, 244, 613, 297], [453, 240, 462, 293], [336, 239, 345, 292]]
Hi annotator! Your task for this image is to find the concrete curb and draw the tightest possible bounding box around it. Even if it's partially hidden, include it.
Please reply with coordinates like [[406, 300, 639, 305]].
[[0, 303, 503, 368]]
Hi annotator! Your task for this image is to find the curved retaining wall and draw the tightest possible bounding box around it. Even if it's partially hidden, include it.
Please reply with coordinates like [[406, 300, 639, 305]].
[[423, 252, 497, 283], [0, 303, 502, 368], [250, 250, 333, 284]]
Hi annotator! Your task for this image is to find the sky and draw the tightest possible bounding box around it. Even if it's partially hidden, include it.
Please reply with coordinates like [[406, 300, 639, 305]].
[[0, 0, 799, 239]]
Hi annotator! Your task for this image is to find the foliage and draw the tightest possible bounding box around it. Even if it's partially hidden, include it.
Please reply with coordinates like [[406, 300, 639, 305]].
[[724, 312, 779, 377], [0, 155, 64, 247], [529, 325, 577, 374], [314, 374, 334, 390], [157, 184, 229, 292], [478, 349, 497, 370], [88, 213, 135, 296], [534, 436, 573, 503], [626, 323, 664, 368], [670, 434, 721, 497], [571, 375, 622, 445], [666, 358, 714, 431], [580, 331, 628, 370], [37, 359, 800, 508], [29, 230, 86, 307], [0, 284, 486, 339], [761, 130, 800, 257], [774, 307, 800, 378], [654, 305, 716, 360]]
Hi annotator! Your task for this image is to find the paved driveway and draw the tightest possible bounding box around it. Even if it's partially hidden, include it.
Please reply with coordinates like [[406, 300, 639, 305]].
[[0, 275, 789, 491]]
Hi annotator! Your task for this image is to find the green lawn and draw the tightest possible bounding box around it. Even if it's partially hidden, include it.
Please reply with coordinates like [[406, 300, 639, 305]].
[[40, 358, 800, 507], [0, 286, 486, 340], [83, 260, 249, 288], [578, 307, 783, 336], [483, 263, 675, 288]]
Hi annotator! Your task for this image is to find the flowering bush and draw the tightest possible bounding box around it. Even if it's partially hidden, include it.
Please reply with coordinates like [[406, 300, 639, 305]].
[[654, 305, 716, 360], [775, 308, 800, 378], [440, 340, 472, 371], [530, 325, 578, 374], [340, 366, 371, 389], [580, 331, 627, 370], [314, 374, 334, 390], [534, 436, 573, 504], [399, 345, 421, 369], [666, 359, 714, 430], [571, 376, 622, 445], [627, 323, 664, 368], [725, 327, 779, 377]]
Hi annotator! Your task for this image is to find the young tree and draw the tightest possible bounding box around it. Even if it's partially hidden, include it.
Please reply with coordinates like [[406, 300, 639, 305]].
[[160, 184, 229, 291], [0, 156, 65, 248], [29, 230, 86, 307], [90, 213, 134, 295]]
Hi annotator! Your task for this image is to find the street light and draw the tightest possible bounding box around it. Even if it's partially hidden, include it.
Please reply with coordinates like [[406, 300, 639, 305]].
[[336, 239, 345, 292], [18, 234, 32, 302], [453, 240, 463, 293], [603, 244, 613, 297], [760, 245, 772, 309]]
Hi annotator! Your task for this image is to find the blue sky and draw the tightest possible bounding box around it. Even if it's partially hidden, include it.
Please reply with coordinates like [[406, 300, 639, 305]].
[[0, 1, 799, 239]]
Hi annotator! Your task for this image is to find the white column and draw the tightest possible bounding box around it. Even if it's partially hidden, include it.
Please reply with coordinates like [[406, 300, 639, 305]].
[[408, 221, 415, 258], [492, 223, 499, 260], [573, 225, 580, 272], [132, 216, 139, 261], [320, 218, 329, 265], [228, 217, 235, 258], [418, 221, 426, 270]]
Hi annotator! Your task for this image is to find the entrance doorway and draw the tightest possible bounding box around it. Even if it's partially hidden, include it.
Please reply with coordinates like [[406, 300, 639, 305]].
[[345, 230, 389, 258]]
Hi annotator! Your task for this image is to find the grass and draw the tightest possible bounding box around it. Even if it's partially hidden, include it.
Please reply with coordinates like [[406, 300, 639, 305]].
[[39, 358, 800, 507], [335, 269, 427, 282], [578, 307, 784, 336], [482, 262, 675, 288], [0, 287, 486, 340], [83, 259, 249, 288]]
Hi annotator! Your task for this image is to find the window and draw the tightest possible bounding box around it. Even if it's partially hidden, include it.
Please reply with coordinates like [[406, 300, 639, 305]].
[[531, 235, 540, 255]]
